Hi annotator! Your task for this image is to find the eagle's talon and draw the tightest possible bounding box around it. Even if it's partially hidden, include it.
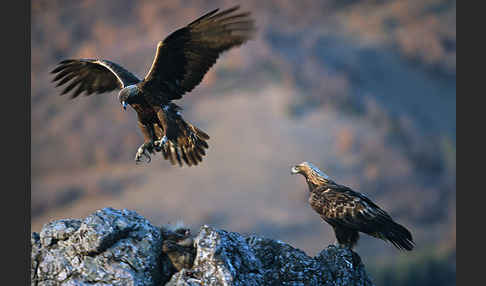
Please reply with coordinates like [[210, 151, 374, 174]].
[[135, 142, 155, 164], [135, 150, 151, 164]]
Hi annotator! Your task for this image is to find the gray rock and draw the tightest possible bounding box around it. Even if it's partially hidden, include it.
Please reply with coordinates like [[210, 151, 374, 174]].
[[316, 245, 374, 286], [32, 208, 374, 286], [167, 225, 265, 286], [166, 225, 374, 286], [31, 208, 168, 285]]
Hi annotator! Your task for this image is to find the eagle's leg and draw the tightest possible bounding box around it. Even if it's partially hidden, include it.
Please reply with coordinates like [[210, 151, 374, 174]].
[[154, 104, 181, 148], [333, 225, 359, 250], [153, 106, 171, 154], [135, 121, 158, 164], [154, 135, 168, 148]]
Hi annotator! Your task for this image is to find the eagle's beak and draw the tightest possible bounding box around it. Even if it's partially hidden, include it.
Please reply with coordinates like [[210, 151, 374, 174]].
[[291, 166, 300, 174], [122, 101, 127, 111]]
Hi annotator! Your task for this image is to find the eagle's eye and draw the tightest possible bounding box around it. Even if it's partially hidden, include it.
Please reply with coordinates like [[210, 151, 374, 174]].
[[291, 166, 301, 174]]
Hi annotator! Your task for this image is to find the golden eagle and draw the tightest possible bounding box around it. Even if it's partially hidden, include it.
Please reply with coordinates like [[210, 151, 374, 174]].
[[291, 162, 414, 250], [51, 6, 255, 166]]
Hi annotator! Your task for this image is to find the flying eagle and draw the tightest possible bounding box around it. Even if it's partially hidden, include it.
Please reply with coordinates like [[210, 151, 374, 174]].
[[51, 6, 255, 166], [291, 162, 414, 250]]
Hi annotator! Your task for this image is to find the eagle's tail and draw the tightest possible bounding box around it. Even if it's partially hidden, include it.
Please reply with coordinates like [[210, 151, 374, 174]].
[[374, 220, 415, 251], [156, 106, 210, 167]]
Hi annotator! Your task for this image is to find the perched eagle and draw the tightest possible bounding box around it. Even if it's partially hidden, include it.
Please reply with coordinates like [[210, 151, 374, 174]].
[[291, 162, 414, 251], [51, 6, 255, 166]]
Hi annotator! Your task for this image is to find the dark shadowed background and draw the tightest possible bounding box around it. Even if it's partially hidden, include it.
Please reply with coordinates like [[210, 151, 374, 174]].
[[31, 1, 456, 285]]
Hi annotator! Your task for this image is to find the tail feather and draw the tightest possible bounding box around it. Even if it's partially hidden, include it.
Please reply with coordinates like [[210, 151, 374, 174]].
[[194, 127, 210, 140], [165, 143, 181, 166], [195, 145, 206, 156], [159, 120, 209, 167], [180, 146, 192, 166], [156, 104, 210, 167], [380, 221, 414, 251]]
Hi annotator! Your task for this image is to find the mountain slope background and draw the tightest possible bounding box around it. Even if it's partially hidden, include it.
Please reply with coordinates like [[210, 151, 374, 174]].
[[31, 1, 456, 285]]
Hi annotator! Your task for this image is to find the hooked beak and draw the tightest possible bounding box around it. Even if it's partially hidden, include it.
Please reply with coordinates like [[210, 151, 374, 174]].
[[122, 101, 127, 111], [291, 166, 300, 175]]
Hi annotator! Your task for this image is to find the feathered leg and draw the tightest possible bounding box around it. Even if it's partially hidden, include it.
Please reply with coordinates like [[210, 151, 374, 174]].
[[334, 225, 360, 249], [134, 120, 158, 164]]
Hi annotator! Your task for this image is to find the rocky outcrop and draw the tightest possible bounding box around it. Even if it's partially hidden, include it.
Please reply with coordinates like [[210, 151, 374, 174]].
[[31, 208, 374, 286], [31, 208, 167, 285]]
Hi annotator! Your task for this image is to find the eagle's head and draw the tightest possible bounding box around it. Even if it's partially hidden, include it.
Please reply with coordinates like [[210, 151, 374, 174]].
[[291, 162, 333, 189], [118, 85, 140, 110]]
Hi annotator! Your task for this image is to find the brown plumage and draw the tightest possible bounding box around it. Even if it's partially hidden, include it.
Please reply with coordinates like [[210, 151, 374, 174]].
[[51, 6, 255, 166], [291, 162, 414, 251]]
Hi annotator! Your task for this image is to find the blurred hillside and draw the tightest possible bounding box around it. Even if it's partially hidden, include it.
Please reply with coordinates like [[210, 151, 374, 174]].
[[31, 1, 455, 285]]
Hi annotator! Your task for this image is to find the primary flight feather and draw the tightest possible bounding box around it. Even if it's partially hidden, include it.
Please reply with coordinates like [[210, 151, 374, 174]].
[[51, 6, 255, 166]]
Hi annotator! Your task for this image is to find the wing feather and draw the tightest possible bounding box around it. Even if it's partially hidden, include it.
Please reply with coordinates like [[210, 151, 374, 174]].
[[317, 186, 389, 230], [142, 6, 255, 100], [313, 185, 414, 250], [51, 59, 140, 98]]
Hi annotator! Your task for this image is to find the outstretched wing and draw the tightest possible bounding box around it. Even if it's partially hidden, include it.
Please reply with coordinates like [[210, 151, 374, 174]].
[[313, 185, 414, 250], [142, 6, 255, 100], [51, 59, 141, 98]]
